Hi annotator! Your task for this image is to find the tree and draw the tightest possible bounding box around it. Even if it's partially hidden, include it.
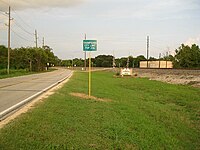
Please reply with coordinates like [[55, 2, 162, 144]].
[[0, 45, 8, 69], [128, 56, 134, 68], [43, 46, 60, 67], [162, 55, 174, 61], [173, 44, 200, 68], [73, 58, 84, 67], [149, 57, 157, 61], [61, 60, 71, 67], [0, 45, 60, 72], [115, 58, 121, 68], [134, 55, 146, 68], [102, 60, 110, 67], [94, 55, 113, 67], [121, 57, 128, 67]]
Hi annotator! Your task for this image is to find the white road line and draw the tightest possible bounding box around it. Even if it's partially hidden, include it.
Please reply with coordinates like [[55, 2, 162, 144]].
[[0, 71, 73, 120]]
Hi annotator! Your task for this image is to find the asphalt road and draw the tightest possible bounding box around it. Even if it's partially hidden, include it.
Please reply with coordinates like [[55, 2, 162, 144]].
[[0, 68, 72, 114]]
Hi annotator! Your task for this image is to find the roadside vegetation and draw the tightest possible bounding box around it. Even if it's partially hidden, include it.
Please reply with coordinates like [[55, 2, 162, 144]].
[[0, 45, 60, 79], [0, 71, 199, 149], [0, 68, 57, 79], [0, 69, 33, 79], [1, 44, 199, 75], [0, 45, 61, 72], [61, 44, 200, 69]]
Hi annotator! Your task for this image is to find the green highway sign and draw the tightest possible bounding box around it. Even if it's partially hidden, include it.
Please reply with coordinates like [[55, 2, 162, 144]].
[[83, 40, 97, 51]]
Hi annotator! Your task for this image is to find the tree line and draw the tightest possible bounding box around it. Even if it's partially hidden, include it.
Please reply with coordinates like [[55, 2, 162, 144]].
[[0, 45, 61, 71], [61, 55, 151, 68], [1, 44, 199, 70], [61, 44, 200, 69]]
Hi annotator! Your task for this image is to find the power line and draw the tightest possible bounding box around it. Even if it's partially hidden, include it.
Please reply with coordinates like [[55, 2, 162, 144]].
[[11, 9, 41, 46], [151, 38, 167, 43], [0, 0, 9, 6], [1, 2, 45, 50], [151, 45, 163, 50], [0, 11, 8, 17], [0, 1, 35, 30], [0, 9, 6, 12], [11, 28, 33, 42], [11, 8, 35, 30], [13, 21, 34, 36], [151, 40, 166, 47], [11, 9, 37, 44]]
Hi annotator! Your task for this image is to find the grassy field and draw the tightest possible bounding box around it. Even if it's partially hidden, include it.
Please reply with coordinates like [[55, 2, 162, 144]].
[[0, 68, 56, 79], [0, 71, 199, 149], [0, 69, 33, 79]]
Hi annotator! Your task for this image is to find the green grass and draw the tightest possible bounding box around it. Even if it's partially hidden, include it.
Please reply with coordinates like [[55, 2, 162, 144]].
[[0, 68, 57, 79], [0, 71, 199, 149], [0, 69, 33, 79]]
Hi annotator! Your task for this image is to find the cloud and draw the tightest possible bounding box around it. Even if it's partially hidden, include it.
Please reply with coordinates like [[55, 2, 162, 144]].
[[185, 35, 200, 46], [93, 0, 200, 20], [0, 0, 85, 11]]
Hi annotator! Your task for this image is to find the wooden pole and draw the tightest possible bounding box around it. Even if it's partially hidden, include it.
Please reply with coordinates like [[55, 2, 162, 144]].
[[7, 6, 11, 74], [84, 34, 87, 71]]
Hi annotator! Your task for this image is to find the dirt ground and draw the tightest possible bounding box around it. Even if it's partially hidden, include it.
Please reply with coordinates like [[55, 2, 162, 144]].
[[133, 68, 200, 88], [70, 92, 112, 102]]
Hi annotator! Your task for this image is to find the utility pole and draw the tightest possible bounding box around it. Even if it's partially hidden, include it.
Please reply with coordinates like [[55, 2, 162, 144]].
[[84, 34, 87, 71], [29, 59, 32, 72], [165, 47, 170, 69], [159, 53, 161, 68], [147, 36, 149, 68], [35, 30, 38, 48], [113, 50, 116, 68], [72, 59, 74, 70], [7, 6, 11, 74], [42, 37, 45, 48], [127, 56, 129, 68], [166, 53, 168, 68]]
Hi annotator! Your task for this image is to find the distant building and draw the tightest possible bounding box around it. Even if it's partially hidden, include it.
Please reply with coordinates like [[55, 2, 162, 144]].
[[140, 61, 173, 68]]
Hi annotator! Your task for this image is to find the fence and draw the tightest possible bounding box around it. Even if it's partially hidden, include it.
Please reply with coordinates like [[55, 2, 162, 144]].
[[140, 61, 173, 68]]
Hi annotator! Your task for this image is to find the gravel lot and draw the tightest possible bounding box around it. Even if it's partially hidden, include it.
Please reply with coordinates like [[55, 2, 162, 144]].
[[133, 68, 200, 88]]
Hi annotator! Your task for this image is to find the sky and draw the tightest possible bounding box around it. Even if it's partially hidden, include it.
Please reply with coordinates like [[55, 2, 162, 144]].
[[0, 0, 200, 59]]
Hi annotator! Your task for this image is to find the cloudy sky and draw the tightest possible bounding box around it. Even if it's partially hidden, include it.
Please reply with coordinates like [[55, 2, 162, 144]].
[[0, 0, 200, 59]]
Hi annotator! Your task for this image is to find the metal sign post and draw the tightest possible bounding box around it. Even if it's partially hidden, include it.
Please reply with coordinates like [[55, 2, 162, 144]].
[[88, 52, 91, 97], [83, 40, 97, 97]]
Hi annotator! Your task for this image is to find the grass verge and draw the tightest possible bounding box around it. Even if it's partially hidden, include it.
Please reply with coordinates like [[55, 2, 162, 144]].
[[0, 68, 57, 79], [0, 71, 199, 149]]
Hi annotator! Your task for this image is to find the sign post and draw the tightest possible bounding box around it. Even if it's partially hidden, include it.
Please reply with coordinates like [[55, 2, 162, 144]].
[[83, 40, 97, 97], [88, 52, 91, 96]]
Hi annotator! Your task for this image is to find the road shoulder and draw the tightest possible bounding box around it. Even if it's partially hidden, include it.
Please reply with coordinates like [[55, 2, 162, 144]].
[[0, 72, 73, 129]]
